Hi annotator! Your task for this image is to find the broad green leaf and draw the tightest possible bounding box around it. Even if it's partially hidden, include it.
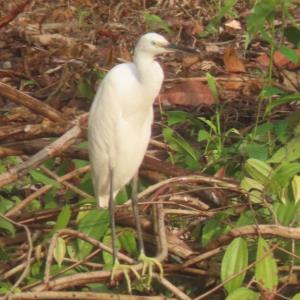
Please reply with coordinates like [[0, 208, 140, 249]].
[[78, 80, 95, 100], [266, 93, 300, 115], [119, 229, 138, 257], [144, 13, 172, 34], [201, 216, 227, 246], [246, 0, 276, 38], [244, 158, 273, 184], [198, 117, 217, 133], [206, 73, 219, 102], [102, 232, 120, 266], [278, 46, 299, 64], [77, 209, 109, 259], [0, 216, 15, 235], [29, 169, 60, 188], [255, 237, 278, 291], [240, 177, 264, 203], [260, 86, 284, 98], [0, 197, 14, 214], [166, 111, 191, 126], [163, 127, 198, 161], [269, 137, 300, 163], [52, 205, 71, 233], [270, 163, 300, 192], [274, 201, 300, 226], [226, 287, 260, 300], [292, 175, 300, 203], [53, 237, 66, 266], [292, 293, 300, 300], [221, 238, 248, 294], [239, 143, 269, 161], [284, 26, 300, 47], [202, 0, 238, 36], [235, 211, 256, 227], [198, 129, 210, 142]]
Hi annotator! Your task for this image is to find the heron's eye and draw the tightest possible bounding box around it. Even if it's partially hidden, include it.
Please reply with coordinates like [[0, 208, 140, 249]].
[[151, 41, 157, 46]]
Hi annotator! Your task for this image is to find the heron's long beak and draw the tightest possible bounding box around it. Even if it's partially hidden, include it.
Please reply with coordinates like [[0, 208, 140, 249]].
[[166, 43, 199, 54]]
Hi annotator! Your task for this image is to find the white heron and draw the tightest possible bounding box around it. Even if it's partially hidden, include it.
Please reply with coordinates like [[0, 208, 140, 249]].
[[88, 32, 195, 289]]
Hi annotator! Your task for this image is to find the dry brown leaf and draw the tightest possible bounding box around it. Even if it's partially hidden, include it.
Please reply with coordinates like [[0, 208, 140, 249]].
[[224, 20, 242, 30], [223, 47, 246, 73], [182, 55, 199, 68], [257, 49, 300, 69], [160, 80, 215, 106], [191, 20, 204, 35]]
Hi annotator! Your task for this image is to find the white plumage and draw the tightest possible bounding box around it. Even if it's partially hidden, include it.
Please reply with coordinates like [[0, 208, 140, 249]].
[[88, 33, 170, 207]]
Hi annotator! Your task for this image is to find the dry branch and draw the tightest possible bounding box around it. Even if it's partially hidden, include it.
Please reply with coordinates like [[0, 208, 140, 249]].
[[0, 114, 87, 188], [6, 291, 172, 300], [31, 202, 167, 292], [0, 82, 66, 122], [207, 224, 300, 249]]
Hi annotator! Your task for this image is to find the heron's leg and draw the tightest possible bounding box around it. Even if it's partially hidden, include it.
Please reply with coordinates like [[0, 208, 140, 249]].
[[109, 169, 140, 292], [131, 174, 145, 253], [131, 173, 163, 288], [108, 168, 118, 264]]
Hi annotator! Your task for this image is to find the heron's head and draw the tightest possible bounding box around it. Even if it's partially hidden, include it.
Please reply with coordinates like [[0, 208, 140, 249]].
[[135, 32, 198, 57]]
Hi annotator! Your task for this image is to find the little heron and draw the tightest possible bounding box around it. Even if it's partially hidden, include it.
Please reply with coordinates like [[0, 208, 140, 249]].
[[88, 32, 196, 287]]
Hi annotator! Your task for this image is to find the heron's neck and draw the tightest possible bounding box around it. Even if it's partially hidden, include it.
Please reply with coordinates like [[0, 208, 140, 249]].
[[133, 52, 164, 101], [134, 53, 155, 82]]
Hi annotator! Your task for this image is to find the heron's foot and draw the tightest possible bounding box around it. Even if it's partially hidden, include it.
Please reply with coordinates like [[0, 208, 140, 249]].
[[138, 251, 164, 289], [110, 259, 140, 293]]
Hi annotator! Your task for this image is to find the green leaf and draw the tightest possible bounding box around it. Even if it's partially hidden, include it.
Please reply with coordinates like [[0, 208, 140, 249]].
[[163, 127, 198, 161], [53, 237, 66, 267], [144, 13, 172, 34], [0, 216, 15, 235], [78, 80, 95, 100], [270, 163, 300, 191], [284, 26, 300, 47], [29, 169, 60, 188], [246, 0, 276, 38], [266, 93, 300, 114], [201, 216, 227, 246], [226, 287, 260, 300], [198, 129, 210, 142], [269, 137, 300, 163], [52, 205, 71, 233], [119, 229, 138, 257], [77, 209, 109, 259], [206, 73, 219, 103], [166, 111, 191, 126], [292, 293, 300, 300], [274, 201, 300, 226], [260, 86, 284, 98], [239, 143, 269, 160], [255, 237, 278, 291], [240, 177, 264, 203], [278, 46, 299, 64], [0, 197, 14, 214], [292, 175, 300, 203], [202, 0, 238, 36], [102, 232, 120, 266], [244, 158, 273, 184], [198, 117, 217, 133], [221, 238, 248, 294]]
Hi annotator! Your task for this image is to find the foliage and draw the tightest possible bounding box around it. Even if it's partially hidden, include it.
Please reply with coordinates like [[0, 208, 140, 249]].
[[1, 0, 300, 298]]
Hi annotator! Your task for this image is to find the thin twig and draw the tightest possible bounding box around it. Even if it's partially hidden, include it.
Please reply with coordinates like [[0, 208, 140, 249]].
[[0, 214, 33, 299]]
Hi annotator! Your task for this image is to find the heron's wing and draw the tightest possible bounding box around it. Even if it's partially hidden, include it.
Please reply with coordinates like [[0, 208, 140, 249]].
[[88, 63, 139, 205]]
